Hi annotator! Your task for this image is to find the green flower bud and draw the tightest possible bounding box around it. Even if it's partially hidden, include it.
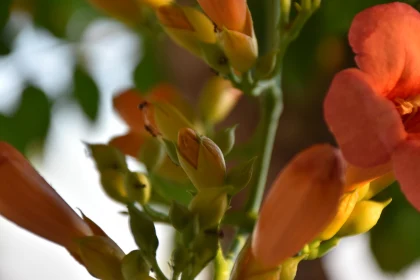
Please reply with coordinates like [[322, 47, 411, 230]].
[[125, 172, 151, 205], [153, 102, 194, 142], [226, 157, 256, 195], [337, 198, 392, 237], [177, 128, 226, 190], [88, 144, 128, 172], [255, 50, 277, 79], [128, 204, 159, 258], [100, 169, 130, 204], [77, 236, 125, 280], [213, 125, 238, 156], [121, 250, 151, 280], [189, 188, 228, 229]]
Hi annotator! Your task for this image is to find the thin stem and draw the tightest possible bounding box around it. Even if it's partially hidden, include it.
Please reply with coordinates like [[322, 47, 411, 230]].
[[214, 248, 229, 280], [151, 258, 169, 280], [143, 204, 171, 224], [245, 84, 283, 215]]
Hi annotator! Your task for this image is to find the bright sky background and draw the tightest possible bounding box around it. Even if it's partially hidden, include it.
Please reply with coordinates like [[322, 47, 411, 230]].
[[0, 13, 419, 280]]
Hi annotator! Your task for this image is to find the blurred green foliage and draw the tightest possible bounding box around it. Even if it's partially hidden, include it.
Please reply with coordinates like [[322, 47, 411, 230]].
[[1, 0, 420, 275]]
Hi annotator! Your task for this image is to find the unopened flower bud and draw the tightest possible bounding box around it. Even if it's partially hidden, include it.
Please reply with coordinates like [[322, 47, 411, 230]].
[[77, 236, 125, 280], [100, 169, 130, 204], [157, 4, 216, 57], [252, 144, 345, 267], [121, 250, 151, 280], [189, 188, 228, 229], [0, 142, 93, 253], [219, 9, 258, 72], [88, 144, 128, 173], [213, 125, 237, 156], [153, 102, 194, 142], [318, 191, 359, 240], [337, 199, 392, 237], [279, 255, 305, 280], [125, 172, 151, 205], [86, 0, 142, 26], [177, 128, 226, 189], [199, 76, 242, 124]]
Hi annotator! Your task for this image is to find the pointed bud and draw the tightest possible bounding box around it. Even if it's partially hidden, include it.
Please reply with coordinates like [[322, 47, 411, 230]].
[[252, 144, 345, 267], [226, 157, 256, 195], [318, 191, 359, 240], [0, 142, 92, 253], [109, 132, 146, 159], [199, 77, 242, 124], [125, 172, 151, 205], [157, 4, 217, 57], [128, 204, 159, 257], [197, 0, 247, 32], [100, 169, 130, 204], [219, 10, 258, 72], [279, 255, 305, 280], [213, 125, 237, 156], [199, 42, 231, 75], [255, 51, 277, 79], [162, 138, 180, 165], [86, 0, 142, 26], [337, 199, 392, 237], [153, 102, 194, 142], [177, 128, 226, 189], [88, 144, 128, 173], [189, 188, 228, 229], [121, 250, 151, 280], [77, 236, 125, 280], [171, 247, 190, 277]]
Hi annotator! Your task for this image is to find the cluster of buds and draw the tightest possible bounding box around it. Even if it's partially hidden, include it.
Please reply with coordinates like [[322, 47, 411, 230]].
[[156, 0, 258, 73]]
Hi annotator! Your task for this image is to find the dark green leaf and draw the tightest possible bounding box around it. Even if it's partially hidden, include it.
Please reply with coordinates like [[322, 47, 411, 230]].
[[0, 0, 12, 32], [73, 66, 100, 122]]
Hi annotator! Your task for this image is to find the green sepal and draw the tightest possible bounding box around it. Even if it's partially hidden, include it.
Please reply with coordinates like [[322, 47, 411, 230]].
[[213, 125, 237, 156], [87, 144, 128, 172], [226, 157, 256, 195], [139, 137, 166, 173], [121, 250, 151, 280], [169, 201, 193, 231]]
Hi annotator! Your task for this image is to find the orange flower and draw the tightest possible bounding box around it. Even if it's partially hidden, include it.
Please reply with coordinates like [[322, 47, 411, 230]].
[[0, 142, 93, 253], [324, 3, 420, 210], [197, 0, 247, 32], [252, 144, 345, 267]]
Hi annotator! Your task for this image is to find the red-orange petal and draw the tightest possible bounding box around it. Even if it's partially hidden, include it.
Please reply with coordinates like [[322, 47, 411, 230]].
[[344, 162, 392, 192], [109, 131, 146, 158], [0, 142, 92, 251], [113, 89, 146, 133], [197, 0, 247, 32], [252, 144, 345, 267], [324, 69, 406, 167], [349, 2, 420, 98], [392, 139, 420, 211]]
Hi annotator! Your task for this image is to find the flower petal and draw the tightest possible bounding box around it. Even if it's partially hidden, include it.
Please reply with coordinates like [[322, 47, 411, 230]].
[[392, 139, 420, 211], [197, 0, 247, 32], [349, 2, 420, 98], [344, 162, 392, 192], [109, 131, 146, 158], [324, 69, 406, 167], [0, 142, 92, 251], [252, 144, 345, 267], [113, 89, 146, 133]]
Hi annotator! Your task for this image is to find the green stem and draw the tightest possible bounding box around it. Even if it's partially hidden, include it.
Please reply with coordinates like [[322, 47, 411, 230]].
[[226, 232, 247, 272], [151, 258, 168, 280], [245, 83, 283, 215], [214, 248, 229, 280], [143, 204, 171, 224]]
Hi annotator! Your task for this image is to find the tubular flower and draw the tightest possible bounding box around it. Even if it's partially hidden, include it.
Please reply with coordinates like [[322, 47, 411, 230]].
[[197, 0, 247, 32], [0, 142, 93, 253], [252, 144, 345, 267], [323, 2, 420, 210]]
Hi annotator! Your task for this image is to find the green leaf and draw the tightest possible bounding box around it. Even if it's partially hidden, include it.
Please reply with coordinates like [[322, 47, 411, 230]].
[[370, 183, 420, 272], [0, 87, 51, 153], [128, 204, 159, 258], [0, 0, 12, 32], [133, 40, 164, 93], [73, 66, 100, 122]]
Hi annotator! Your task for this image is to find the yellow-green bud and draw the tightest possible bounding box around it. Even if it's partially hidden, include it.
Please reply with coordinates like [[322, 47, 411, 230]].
[[318, 191, 359, 240], [153, 102, 194, 142], [199, 76, 242, 124], [88, 144, 128, 173], [177, 128, 226, 189], [77, 236, 125, 280], [337, 198, 392, 237], [100, 169, 130, 204], [125, 172, 151, 205], [189, 188, 228, 229], [121, 250, 151, 280], [279, 255, 305, 280]]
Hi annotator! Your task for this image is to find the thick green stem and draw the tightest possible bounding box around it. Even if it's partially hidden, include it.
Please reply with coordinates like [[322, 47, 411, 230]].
[[245, 83, 283, 215]]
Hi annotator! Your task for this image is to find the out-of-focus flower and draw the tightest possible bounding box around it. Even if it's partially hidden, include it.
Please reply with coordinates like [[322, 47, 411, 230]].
[[137, 0, 172, 9], [323, 2, 420, 210], [197, 0, 247, 32], [86, 0, 143, 26], [177, 128, 226, 190], [252, 144, 345, 267], [198, 76, 242, 124], [0, 142, 93, 253]]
